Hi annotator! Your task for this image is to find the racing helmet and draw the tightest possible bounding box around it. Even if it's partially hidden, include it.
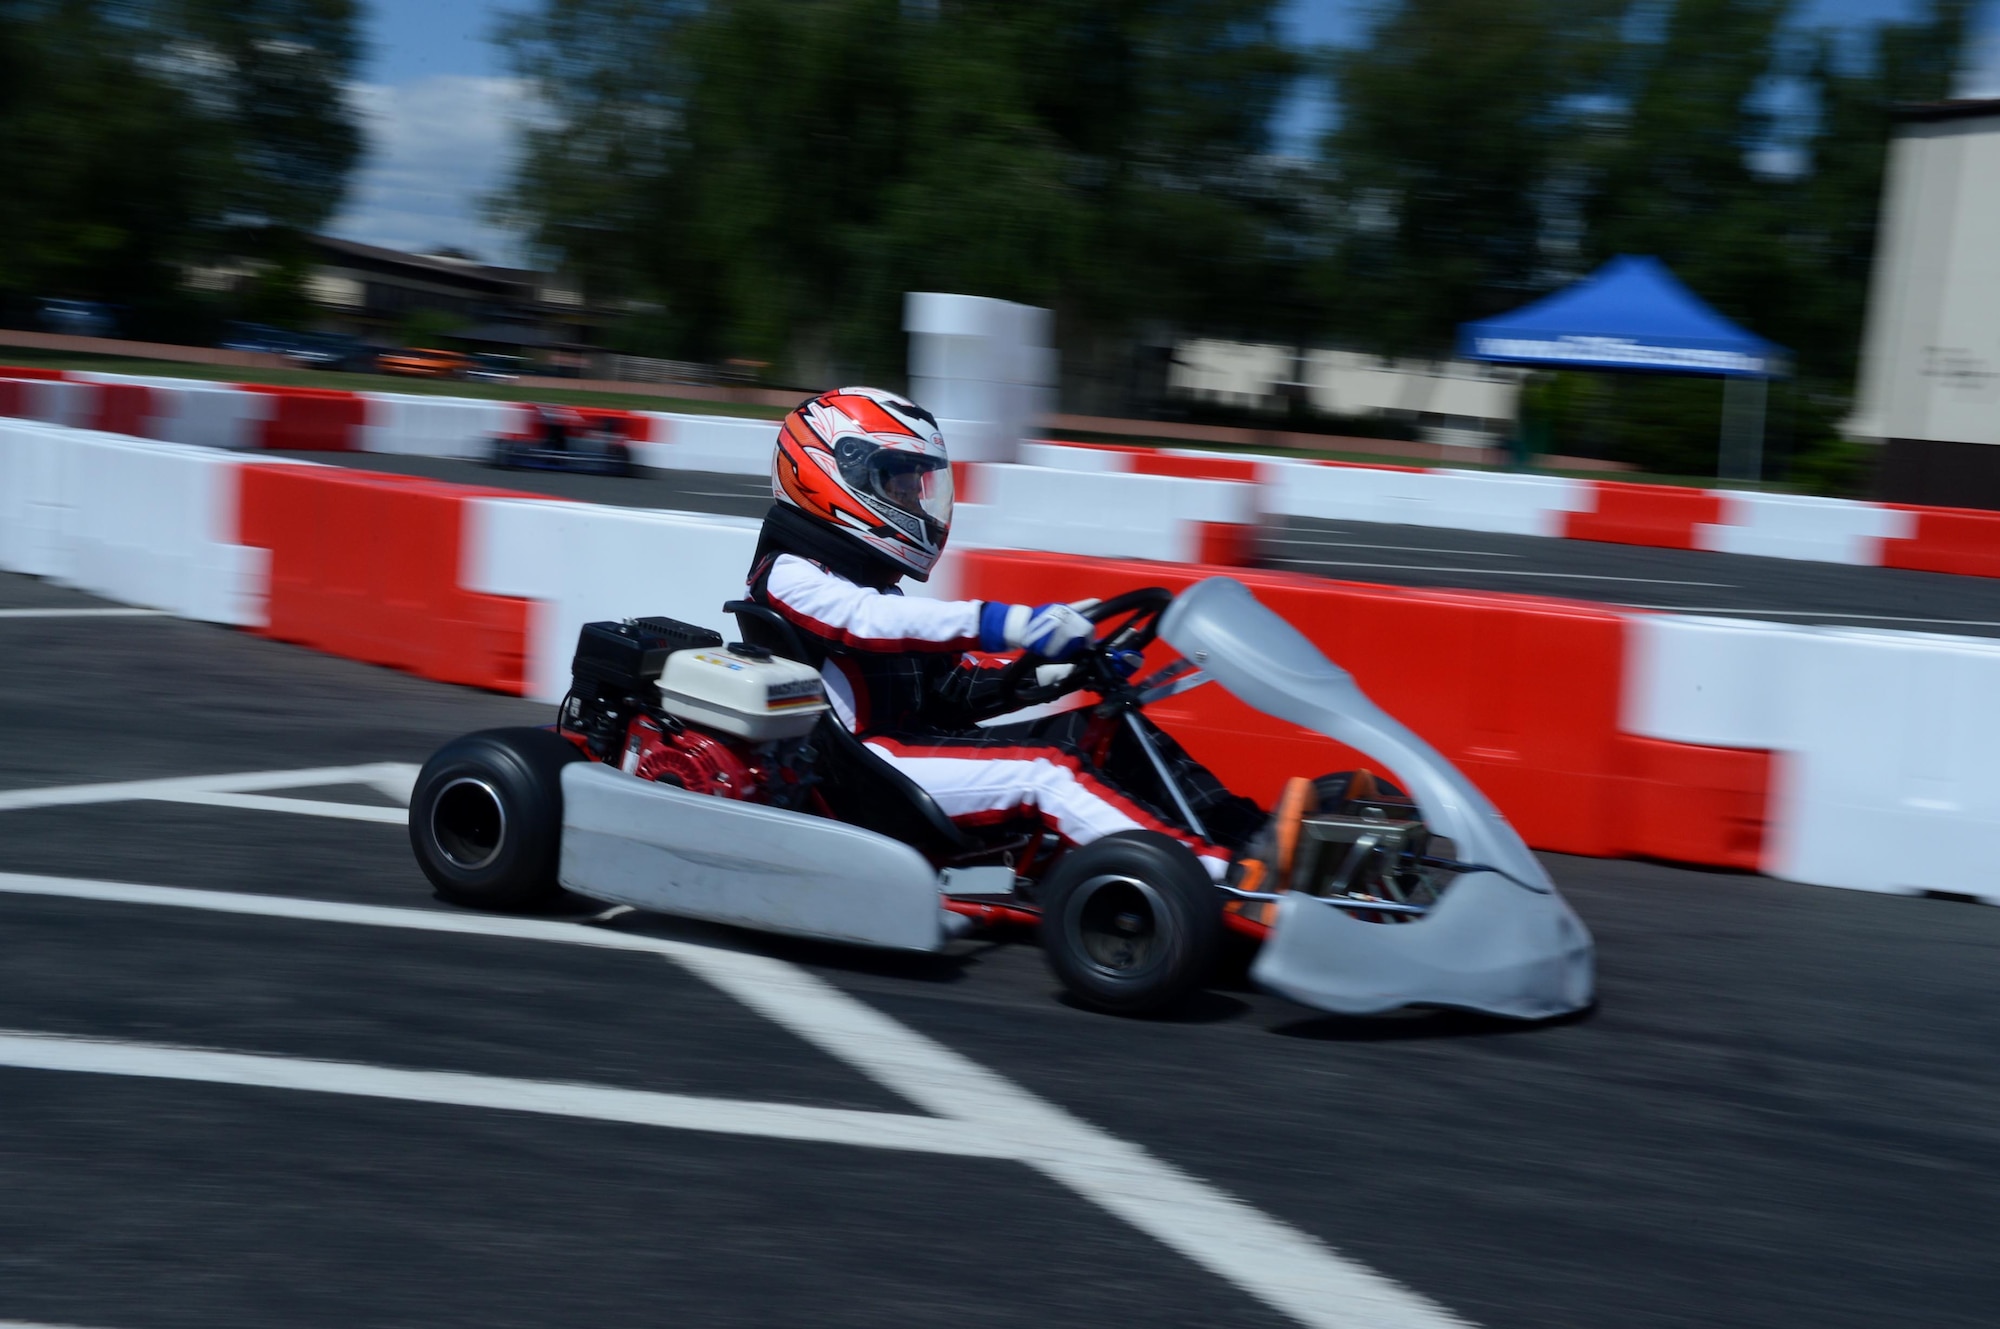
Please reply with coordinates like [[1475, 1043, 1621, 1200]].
[[771, 387, 953, 580]]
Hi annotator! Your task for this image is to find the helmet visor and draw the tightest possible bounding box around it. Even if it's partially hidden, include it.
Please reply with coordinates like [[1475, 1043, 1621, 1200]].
[[864, 450, 953, 534]]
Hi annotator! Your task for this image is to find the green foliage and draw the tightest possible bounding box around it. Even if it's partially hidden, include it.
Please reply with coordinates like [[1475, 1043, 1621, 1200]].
[[397, 307, 468, 349], [497, 0, 1302, 386], [1318, 0, 1627, 354], [0, 0, 362, 328], [1320, 0, 1974, 478]]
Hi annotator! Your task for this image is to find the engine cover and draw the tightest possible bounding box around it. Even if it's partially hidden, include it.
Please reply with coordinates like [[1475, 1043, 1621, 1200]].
[[623, 717, 756, 800], [660, 646, 828, 741]]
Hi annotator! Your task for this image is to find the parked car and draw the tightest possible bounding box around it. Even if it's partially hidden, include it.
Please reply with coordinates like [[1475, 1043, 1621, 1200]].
[[466, 353, 527, 383], [283, 333, 376, 372], [39, 299, 117, 339], [378, 347, 472, 379]]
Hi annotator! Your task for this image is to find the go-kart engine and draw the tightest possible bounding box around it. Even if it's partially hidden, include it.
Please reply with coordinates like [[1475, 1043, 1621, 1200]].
[[621, 716, 757, 799], [559, 616, 828, 808]]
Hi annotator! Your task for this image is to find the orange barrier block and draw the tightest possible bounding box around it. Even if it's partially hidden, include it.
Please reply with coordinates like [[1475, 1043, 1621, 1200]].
[[1563, 480, 1721, 550], [955, 550, 1770, 866], [236, 465, 532, 693], [90, 383, 153, 437], [239, 385, 371, 451], [1617, 735, 1769, 871], [1194, 521, 1256, 567], [1880, 505, 2000, 578]]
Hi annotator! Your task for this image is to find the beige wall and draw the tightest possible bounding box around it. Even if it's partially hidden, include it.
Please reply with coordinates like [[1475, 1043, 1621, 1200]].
[[1851, 112, 2000, 446]]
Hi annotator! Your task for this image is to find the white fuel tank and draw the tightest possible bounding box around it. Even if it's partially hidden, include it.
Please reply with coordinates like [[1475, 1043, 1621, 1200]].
[[660, 645, 828, 741]]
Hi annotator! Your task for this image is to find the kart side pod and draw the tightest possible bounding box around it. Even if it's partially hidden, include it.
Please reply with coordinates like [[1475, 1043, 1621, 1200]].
[[557, 762, 950, 951], [1161, 576, 1597, 1020]]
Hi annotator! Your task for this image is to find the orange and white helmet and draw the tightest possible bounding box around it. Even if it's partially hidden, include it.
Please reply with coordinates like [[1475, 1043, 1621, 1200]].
[[772, 387, 953, 580]]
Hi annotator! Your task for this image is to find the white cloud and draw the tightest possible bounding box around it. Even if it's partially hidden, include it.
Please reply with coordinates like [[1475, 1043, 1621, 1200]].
[[327, 74, 533, 265]]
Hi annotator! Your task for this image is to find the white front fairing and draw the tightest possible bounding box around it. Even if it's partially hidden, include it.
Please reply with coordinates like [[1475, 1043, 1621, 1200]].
[[1160, 577, 1595, 1019]]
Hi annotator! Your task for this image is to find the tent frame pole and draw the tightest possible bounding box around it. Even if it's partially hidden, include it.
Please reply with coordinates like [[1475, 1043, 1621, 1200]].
[[1719, 375, 1768, 484]]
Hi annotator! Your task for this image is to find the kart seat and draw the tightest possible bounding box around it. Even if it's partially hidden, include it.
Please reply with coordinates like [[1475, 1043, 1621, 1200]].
[[724, 600, 978, 861]]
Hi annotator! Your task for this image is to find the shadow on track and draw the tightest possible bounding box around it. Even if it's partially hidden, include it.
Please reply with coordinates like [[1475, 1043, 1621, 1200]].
[[1269, 1001, 1599, 1042]]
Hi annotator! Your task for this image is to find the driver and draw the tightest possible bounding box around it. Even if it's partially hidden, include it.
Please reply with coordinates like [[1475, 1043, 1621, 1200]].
[[743, 387, 1308, 885], [532, 403, 585, 452]]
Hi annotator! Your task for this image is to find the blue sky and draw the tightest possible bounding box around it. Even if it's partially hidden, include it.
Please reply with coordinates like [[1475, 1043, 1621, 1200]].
[[332, 0, 2000, 265]]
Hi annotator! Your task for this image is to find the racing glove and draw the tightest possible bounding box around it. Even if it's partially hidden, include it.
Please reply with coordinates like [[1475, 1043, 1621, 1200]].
[[979, 601, 1095, 660], [1033, 649, 1140, 690]]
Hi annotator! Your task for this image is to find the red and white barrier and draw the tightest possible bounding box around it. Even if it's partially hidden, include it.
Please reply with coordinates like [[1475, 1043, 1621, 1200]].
[[1628, 613, 2000, 901], [463, 498, 763, 702], [952, 463, 1258, 566], [10, 409, 2000, 904], [1011, 437, 2000, 581], [12, 366, 2000, 584], [0, 418, 301, 624], [359, 392, 525, 460], [635, 412, 776, 474]]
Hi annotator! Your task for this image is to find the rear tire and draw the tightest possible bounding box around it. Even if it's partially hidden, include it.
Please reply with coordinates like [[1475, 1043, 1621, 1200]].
[[410, 728, 583, 911], [1040, 831, 1222, 1016]]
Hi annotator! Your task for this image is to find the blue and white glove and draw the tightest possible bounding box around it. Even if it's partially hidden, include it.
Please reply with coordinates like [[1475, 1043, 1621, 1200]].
[[980, 601, 1095, 660]]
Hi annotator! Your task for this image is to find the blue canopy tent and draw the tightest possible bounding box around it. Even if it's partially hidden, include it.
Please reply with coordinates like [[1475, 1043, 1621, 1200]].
[[1458, 255, 1785, 480]]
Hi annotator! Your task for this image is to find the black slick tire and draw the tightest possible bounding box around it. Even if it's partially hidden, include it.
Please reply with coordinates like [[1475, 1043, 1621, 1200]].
[[1039, 830, 1222, 1015], [409, 728, 583, 911]]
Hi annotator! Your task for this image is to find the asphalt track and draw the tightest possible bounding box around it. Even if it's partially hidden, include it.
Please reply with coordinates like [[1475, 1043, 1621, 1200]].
[[290, 451, 2000, 639], [2, 569, 1998, 1329]]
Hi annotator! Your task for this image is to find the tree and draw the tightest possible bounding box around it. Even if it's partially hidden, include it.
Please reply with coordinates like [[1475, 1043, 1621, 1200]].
[[0, 0, 363, 332], [1316, 0, 1627, 356], [497, 0, 1302, 388]]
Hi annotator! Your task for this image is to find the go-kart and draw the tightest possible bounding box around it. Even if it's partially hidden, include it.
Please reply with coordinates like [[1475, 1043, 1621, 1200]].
[[409, 578, 1594, 1020], [488, 421, 635, 477]]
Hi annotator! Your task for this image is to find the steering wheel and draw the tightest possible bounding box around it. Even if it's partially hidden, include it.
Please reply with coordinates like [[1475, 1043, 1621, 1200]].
[[996, 586, 1175, 707]]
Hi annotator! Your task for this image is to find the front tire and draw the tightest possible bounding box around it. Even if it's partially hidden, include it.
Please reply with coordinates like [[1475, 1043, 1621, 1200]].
[[410, 728, 582, 911], [1040, 831, 1222, 1016]]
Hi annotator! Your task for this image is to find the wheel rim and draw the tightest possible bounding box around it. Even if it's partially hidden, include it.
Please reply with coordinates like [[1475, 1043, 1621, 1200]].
[[431, 777, 506, 871], [1063, 874, 1171, 984]]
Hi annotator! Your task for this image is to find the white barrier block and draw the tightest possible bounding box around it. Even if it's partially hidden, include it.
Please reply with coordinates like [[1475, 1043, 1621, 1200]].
[[0, 420, 302, 623], [147, 384, 271, 450], [1628, 612, 2000, 901], [1623, 614, 1809, 751], [70, 371, 245, 390], [639, 413, 776, 475], [464, 498, 763, 702], [1265, 462, 1589, 536], [1017, 442, 1130, 473], [361, 392, 517, 459], [954, 465, 1254, 563], [1695, 492, 1917, 565], [0, 419, 69, 575], [24, 380, 97, 428]]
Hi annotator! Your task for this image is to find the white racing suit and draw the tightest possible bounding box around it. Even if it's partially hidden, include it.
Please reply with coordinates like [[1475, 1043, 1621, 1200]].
[[749, 551, 1261, 878]]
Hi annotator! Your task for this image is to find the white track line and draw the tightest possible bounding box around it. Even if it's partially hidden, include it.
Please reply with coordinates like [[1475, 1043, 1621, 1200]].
[[0, 1030, 1007, 1159], [152, 791, 408, 824], [1265, 538, 1521, 558], [0, 608, 170, 619], [0, 764, 419, 814], [0, 872, 1468, 1329], [1268, 557, 1728, 587], [1619, 606, 2000, 628]]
